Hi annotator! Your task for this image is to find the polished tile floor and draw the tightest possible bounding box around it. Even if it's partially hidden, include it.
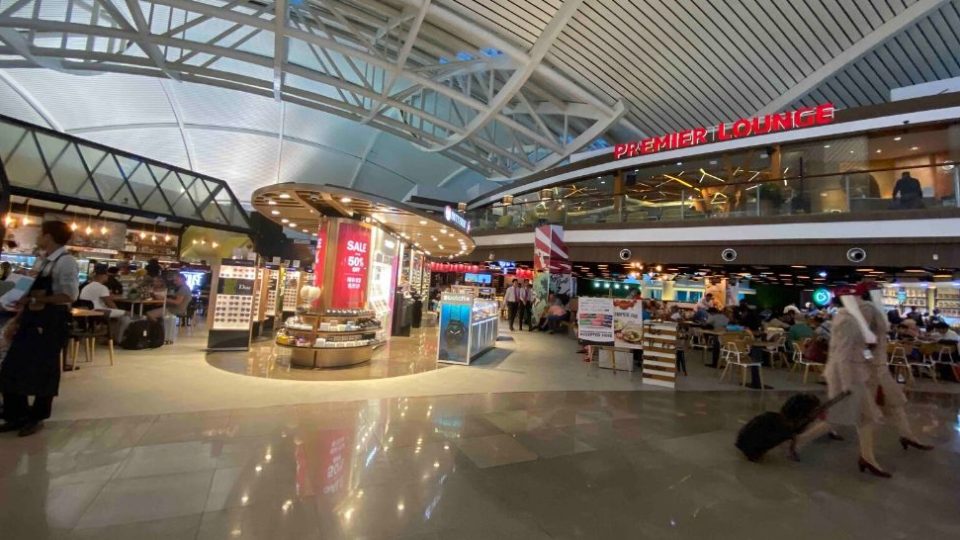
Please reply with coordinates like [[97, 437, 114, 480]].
[[2, 389, 958, 539], [207, 327, 444, 381]]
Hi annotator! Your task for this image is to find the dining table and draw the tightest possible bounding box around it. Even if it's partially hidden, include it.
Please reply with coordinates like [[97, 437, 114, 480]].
[[115, 298, 165, 317]]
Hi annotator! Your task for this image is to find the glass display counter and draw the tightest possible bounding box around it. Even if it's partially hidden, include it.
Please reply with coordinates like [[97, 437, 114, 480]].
[[437, 293, 498, 365]]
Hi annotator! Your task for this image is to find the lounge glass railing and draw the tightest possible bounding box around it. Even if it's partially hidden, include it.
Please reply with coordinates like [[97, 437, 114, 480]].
[[467, 163, 960, 233]]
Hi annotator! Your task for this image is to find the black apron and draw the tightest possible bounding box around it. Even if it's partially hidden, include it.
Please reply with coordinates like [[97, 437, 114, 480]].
[[0, 253, 71, 397]]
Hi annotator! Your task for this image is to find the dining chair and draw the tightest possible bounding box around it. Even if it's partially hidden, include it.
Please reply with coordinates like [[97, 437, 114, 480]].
[[792, 338, 825, 384], [886, 342, 914, 385], [719, 337, 763, 388]]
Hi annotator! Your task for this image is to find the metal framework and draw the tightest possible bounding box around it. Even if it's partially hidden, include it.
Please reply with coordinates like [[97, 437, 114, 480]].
[[0, 114, 250, 232], [0, 0, 626, 180]]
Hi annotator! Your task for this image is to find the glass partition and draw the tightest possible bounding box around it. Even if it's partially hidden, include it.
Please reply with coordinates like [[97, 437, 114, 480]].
[[468, 121, 960, 232]]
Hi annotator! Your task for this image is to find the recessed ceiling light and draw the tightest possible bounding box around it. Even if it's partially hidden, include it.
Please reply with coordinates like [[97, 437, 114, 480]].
[[419, 220, 427, 225], [302, 229, 308, 233], [875, 149, 881, 154], [340, 197, 352, 203], [894, 136, 902, 141], [278, 193, 290, 199], [910, 146, 919, 151], [823, 144, 830, 148], [268, 200, 277, 205], [281, 218, 289, 223], [271, 210, 280, 215], [289, 222, 297, 227]]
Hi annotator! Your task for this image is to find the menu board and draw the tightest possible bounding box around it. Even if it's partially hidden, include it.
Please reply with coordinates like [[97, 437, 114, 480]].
[[212, 259, 256, 330], [613, 298, 644, 350], [331, 222, 370, 309], [577, 297, 615, 343]]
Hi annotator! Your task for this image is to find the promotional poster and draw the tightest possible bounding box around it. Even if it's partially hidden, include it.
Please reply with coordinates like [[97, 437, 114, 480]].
[[613, 298, 644, 350], [577, 297, 615, 343], [331, 222, 370, 309], [438, 294, 473, 363]]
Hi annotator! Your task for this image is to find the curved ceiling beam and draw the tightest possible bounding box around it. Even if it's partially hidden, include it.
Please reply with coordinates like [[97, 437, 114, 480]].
[[0, 0, 625, 181], [421, 0, 583, 154]]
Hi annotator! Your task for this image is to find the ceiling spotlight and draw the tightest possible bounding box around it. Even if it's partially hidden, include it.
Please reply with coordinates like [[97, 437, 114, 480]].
[[875, 149, 881, 154], [278, 193, 290, 199], [211, 242, 219, 248], [281, 218, 289, 223], [419, 220, 427, 225], [100, 225, 108, 235], [910, 146, 919, 151], [302, 229, 308, 233], [268, 200, 277, 205], [894, 136, 902, 141], [289, 222, 297, 227], [139, 231, 146, 239], [84, 226, 93, 235], [164, 235, 171, 242], [70, 222, 78, 231], [341, 197, 352, 203], [271, 210, 280, 215], [823, 144, 830, 148]]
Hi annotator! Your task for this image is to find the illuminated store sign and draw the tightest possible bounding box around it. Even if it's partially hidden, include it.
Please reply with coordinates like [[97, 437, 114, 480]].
[[444, 205, 471, 232], [613, 103, 835, 160], [331, 222, 370, 309]]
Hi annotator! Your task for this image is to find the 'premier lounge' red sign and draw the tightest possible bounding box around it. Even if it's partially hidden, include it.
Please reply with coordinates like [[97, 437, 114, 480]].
[[613, 103, 835, 160]]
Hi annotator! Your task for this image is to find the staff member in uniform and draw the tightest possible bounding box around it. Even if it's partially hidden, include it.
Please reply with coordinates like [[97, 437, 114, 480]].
[[504, 279, 520, 331], [0, 220, 79, 437]]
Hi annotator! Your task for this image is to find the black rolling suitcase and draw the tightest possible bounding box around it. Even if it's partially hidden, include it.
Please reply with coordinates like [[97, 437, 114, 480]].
[[735, 390, 851, 462], [120, 318, 165, 350]]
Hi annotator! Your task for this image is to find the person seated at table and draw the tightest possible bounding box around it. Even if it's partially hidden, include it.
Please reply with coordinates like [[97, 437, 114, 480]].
[[146, 273, 192, 323], [704, 307, 729, 330], [788, 317, 815, 346], [544, 297, 568, 334], [930, 321, 959, 342], [78, 269, 130, 341], [105, 266, 124, 296], [898, 319, 920, 340]]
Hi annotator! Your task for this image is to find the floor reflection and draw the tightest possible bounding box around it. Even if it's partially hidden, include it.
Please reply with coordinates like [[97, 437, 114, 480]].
[[1, 390, 958, 538], [206, 327, 444, 381]]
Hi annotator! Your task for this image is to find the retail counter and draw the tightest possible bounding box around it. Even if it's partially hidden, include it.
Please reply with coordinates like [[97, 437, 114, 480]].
[[437, 294, 498, 364]]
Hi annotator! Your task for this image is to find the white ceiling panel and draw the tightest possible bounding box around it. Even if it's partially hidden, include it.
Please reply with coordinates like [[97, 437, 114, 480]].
[[1, 0, 959, 208]]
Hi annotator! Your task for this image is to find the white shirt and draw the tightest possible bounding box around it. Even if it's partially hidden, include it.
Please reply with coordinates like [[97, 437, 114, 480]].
[[504, 285, 518, 302], [34, 246, 80, 303], [79, 281, 111, 310]]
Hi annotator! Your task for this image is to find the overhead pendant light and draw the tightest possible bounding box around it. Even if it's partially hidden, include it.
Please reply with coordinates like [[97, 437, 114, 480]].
[[139, 231, 147, 240], [84, 225, 93, 235], [164, 234, 171, 242]]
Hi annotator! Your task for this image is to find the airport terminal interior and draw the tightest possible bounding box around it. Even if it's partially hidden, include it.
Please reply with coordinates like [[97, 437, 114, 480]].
[[0, 1, 959, 539]]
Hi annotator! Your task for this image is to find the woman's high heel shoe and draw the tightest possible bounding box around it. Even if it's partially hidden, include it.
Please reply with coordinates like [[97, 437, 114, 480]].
[[858, 457, 892, 478], [899, 437, 933, 451]]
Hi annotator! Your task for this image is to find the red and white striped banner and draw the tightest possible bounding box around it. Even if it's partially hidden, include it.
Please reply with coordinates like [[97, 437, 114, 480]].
[[533, 224, 571, 274]]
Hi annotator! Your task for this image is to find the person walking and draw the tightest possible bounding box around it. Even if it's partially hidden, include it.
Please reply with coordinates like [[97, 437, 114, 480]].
[[517, 280, 533, 331], [504, 279, 520, 331], [0, 220, 79, 437], [792, 283, 932, 477]]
